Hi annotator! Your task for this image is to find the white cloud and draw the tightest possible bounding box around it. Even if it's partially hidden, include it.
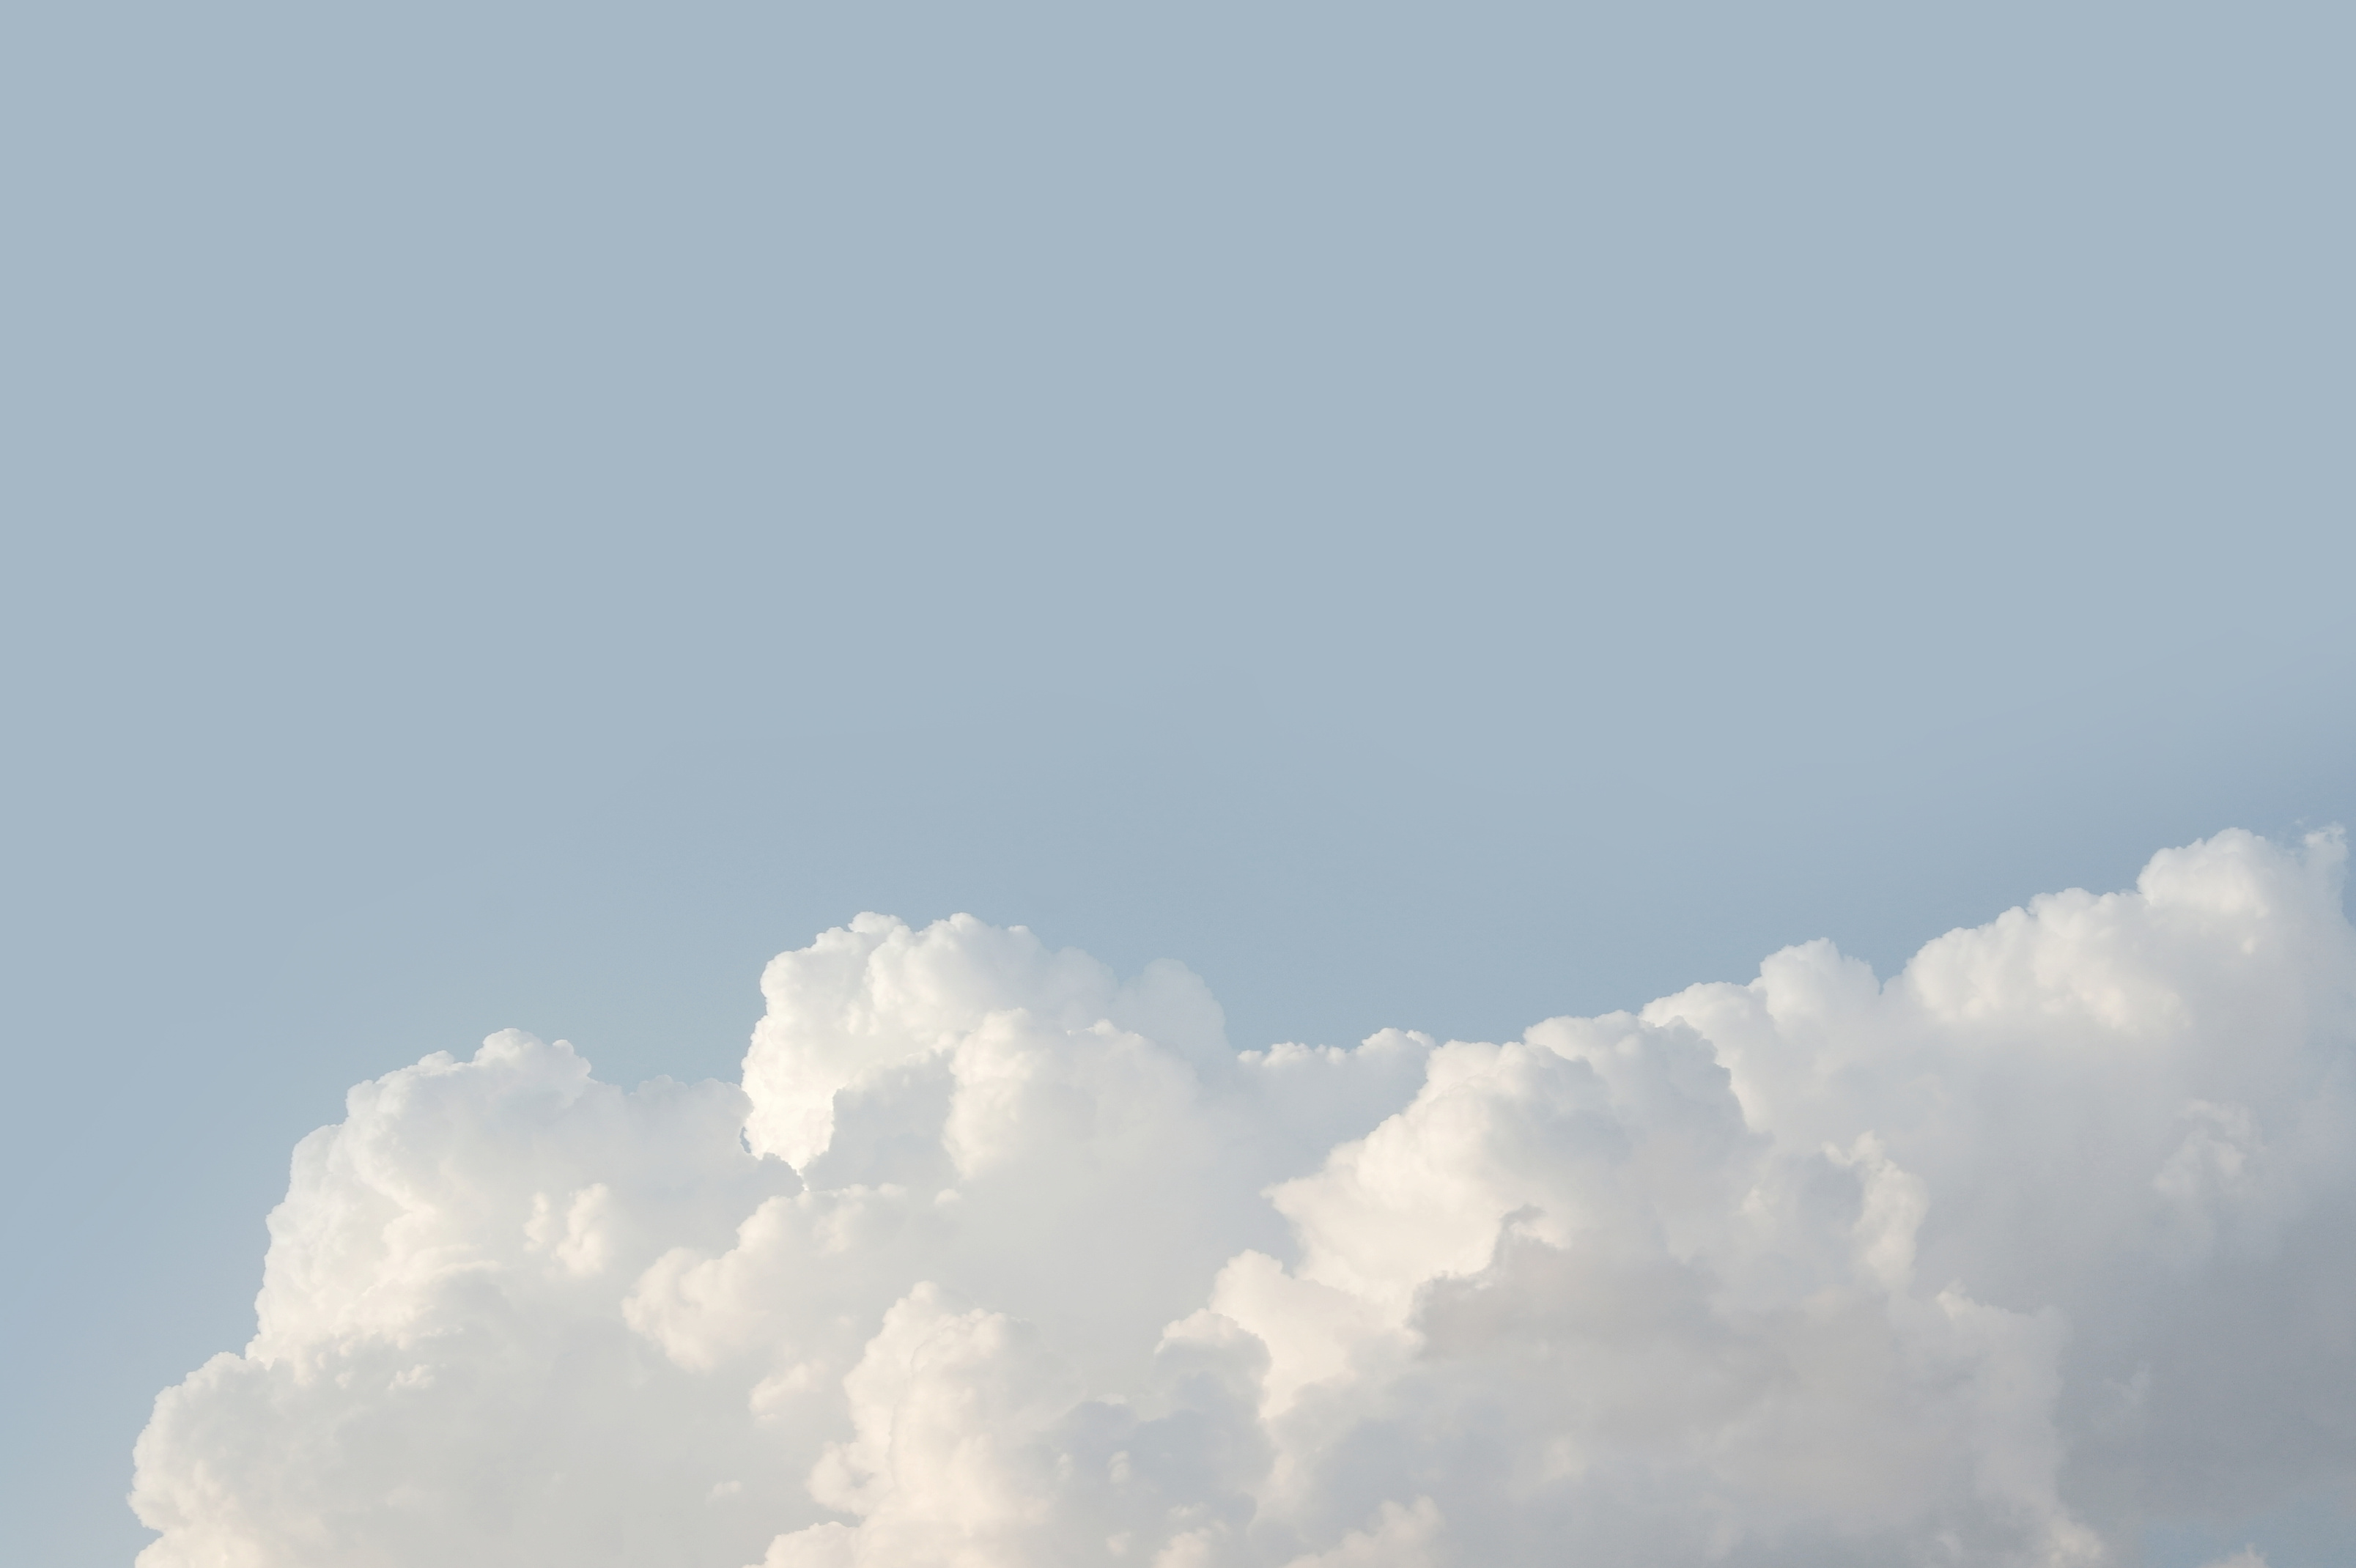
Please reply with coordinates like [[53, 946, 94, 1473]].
[[133, 830, 2356, 1565]]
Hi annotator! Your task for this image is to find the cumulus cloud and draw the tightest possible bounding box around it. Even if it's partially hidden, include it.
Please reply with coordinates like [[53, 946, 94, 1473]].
[[133, 832, 2356, 1566]]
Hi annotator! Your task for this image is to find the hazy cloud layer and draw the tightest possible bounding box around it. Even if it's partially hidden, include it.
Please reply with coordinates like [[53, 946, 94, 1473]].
[[134, 832, 2356, 1566]]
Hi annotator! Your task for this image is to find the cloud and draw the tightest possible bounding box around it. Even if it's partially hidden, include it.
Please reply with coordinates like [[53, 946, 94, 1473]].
[[132, 832, 2356, 1566]]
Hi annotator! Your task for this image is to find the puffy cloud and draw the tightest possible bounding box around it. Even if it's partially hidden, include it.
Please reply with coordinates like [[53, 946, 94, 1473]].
[[133, 831, 2356, 1566]]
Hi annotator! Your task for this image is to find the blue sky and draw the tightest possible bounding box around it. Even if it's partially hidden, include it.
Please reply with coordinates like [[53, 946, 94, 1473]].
[[3, 6, 2352, 1564]]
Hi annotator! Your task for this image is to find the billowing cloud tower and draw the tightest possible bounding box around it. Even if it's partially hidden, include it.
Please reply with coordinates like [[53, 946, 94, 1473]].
[[133, 830, 2356, 1567]]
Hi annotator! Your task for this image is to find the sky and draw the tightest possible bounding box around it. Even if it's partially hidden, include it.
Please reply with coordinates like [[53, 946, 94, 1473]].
[[1, 4, 2352, 1565]]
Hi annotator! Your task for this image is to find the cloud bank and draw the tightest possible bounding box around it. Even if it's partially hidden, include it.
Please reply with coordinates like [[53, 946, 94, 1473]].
[[133, 831, 2356, 1567]]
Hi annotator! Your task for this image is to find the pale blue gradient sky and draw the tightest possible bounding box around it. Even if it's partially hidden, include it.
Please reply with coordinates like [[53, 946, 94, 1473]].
[[2, 5, 2351, 1563]]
